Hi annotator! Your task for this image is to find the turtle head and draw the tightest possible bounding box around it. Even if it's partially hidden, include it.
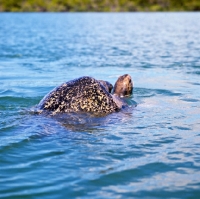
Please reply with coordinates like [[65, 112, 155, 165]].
[[113, 74, 133, 97]]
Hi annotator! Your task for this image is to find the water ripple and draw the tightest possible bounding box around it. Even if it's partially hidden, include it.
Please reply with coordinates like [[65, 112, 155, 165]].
[[1, 12, 200, 199]]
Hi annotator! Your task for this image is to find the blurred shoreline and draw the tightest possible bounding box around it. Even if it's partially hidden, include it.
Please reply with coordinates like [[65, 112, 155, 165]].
[[0, 0, 199, 12]]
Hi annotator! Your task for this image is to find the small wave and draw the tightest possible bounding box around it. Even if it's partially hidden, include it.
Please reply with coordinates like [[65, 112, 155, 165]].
[[0, 89, 17, 96], [180, 98, 199, 103], [0, 95, 40, 110], [135, 87, 182, 98]]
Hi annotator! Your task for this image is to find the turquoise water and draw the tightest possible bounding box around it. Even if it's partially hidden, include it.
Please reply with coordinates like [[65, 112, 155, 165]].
[[0, 13, 200, 198]]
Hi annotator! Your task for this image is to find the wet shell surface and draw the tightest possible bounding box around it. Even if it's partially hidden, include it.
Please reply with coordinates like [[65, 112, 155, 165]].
[[37, 76, 120, 115]]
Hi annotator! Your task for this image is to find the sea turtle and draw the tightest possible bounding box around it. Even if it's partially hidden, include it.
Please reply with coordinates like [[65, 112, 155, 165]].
[[37, 74, 133, 116]]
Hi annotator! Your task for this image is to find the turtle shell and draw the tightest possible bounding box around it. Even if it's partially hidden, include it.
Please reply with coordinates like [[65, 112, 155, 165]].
[[37, 76, 119, 115]]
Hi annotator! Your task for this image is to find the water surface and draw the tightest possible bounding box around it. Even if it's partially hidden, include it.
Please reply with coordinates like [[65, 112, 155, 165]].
[[0, 13, 200, 199]]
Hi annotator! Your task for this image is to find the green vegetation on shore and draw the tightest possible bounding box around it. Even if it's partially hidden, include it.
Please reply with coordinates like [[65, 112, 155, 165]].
[[0, 0, 200, 12]]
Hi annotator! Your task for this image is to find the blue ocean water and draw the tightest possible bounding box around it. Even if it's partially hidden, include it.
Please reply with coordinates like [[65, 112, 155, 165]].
[[0, 12, 200, 199]]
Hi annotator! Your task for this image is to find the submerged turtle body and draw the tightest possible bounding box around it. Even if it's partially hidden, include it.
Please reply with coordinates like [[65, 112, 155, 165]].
[[38, 76, 119, 115]]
